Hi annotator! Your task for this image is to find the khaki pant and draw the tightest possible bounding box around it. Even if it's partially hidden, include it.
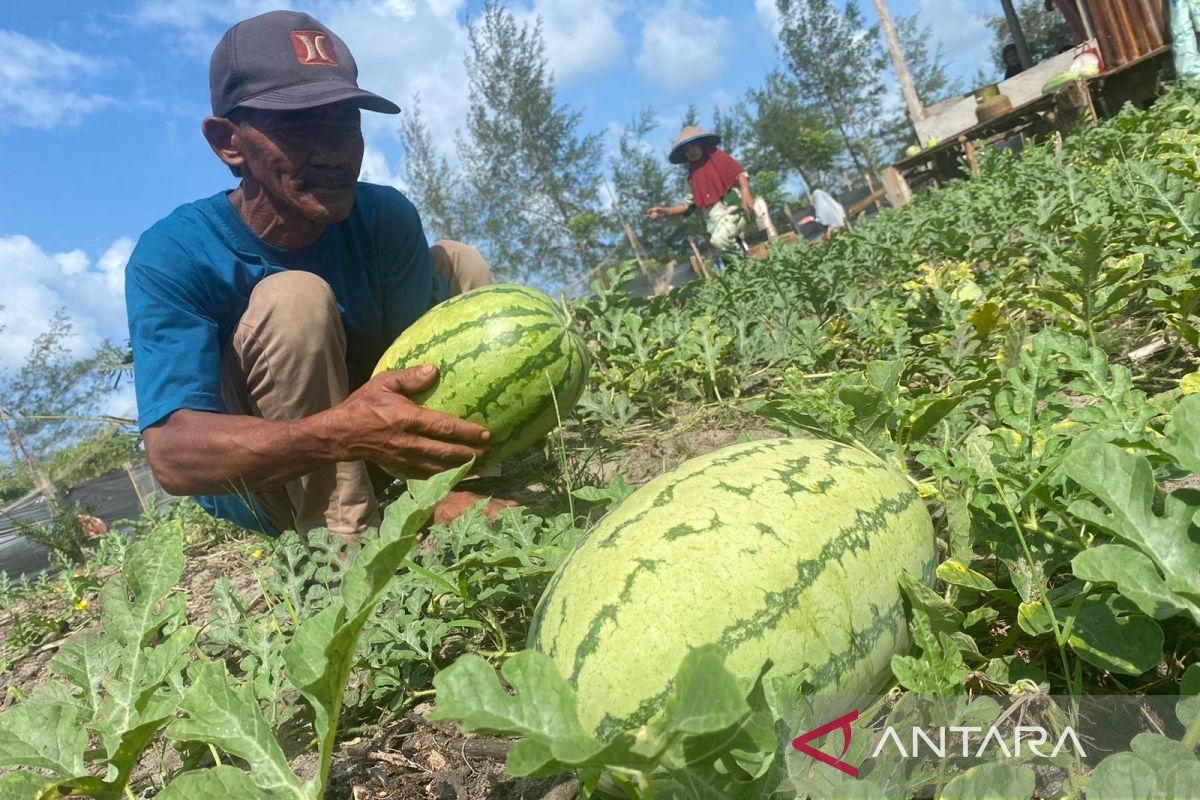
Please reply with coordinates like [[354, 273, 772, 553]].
[[431, 240, 493, 294], [220, 240, 492, 537]]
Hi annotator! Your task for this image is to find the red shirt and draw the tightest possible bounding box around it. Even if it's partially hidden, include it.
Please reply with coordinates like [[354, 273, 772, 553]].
[[688, 148, 746, 211]]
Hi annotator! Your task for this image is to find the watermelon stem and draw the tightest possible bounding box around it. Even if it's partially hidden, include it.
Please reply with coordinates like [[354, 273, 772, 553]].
[[544, 368, 576, 524], [987, 469, 1077, 695]]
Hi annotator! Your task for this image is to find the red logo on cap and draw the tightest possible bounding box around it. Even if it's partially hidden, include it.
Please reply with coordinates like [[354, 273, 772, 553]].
[[291, 31, 338, 66]]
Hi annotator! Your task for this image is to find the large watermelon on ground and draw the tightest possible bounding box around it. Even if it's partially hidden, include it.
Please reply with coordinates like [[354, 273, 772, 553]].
[[372, 284, 589, 470], [529, 437, 936, 739]]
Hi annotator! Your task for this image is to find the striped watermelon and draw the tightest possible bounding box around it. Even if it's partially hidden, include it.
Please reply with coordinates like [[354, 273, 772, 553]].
[[529, 437, 936, 739], [372, 284, 589, 470]]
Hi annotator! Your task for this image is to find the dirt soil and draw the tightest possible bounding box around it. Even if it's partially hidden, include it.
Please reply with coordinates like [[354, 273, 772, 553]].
[[324, 706, 570, 800]]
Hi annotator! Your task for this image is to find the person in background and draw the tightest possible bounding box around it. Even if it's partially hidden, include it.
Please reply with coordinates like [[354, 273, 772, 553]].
[[811, 189, 850, 241], [646, 126, 756, 261], [1003, 44, 1026, 78]]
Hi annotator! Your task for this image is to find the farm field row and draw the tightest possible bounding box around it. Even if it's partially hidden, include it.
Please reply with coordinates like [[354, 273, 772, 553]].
[[2, 86, 1200, 798]]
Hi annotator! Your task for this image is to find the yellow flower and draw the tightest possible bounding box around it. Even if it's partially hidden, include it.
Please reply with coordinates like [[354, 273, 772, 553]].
[[74, 598, 89, 612], [251, 549, 265, 559]]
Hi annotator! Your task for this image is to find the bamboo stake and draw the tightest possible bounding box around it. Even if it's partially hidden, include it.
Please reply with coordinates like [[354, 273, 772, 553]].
[[871, 0, 924, 130], [783, 203, 801, 234], [687, 236, 712, 280], [602, 178, 651, 279]]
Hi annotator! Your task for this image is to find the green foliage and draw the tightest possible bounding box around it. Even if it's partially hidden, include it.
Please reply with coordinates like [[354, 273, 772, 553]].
[[0, 466, 469, 798], [397, 94, 471, 244], [742, 70, 843, 190], [432, 645, 784, 798], [775, 0, 891, 175], [0, 310, 122, 458], [571, 87, 1200, 751]]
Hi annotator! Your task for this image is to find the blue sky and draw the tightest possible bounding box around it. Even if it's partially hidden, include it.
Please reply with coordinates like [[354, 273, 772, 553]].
[[0, 0, 999, 413]]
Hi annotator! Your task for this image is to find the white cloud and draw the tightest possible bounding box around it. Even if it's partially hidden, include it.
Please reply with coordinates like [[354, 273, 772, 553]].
[[132, 0, 287, 57], [913, 0, 992, 76], [0, 29, 115, 130], [636, 1, 731, 92], [0, 235, 132, 373], [132, 0, 473, 158], [512, 0, 626, 82], [359, 144, 406, 190], [754, 0, 780, 37], [317, 0, 472, 154]]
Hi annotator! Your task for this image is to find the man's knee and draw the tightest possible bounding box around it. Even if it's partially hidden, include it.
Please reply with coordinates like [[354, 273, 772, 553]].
[[430, 240, 494, 295], [247, 271, 338, 323], [241, 271, 341, 354]]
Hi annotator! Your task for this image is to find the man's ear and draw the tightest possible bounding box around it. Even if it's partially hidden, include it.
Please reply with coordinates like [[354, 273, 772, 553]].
[[201, 116, 245, 175]]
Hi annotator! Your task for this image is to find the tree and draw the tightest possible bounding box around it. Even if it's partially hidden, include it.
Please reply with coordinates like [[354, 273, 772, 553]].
[[775, 0, 891, 177], [711, 102, 750, 158], [743, 70, 843, 192], [0, 311, 121, 510], [986, 0, 1073, 71], [680, 104, 700, 130], [459, 2, 609, 284], [897, 14, 959, 109], [398, 95, 474, 244], [878, 14, 961, 154], [609, 108, 692, 264]]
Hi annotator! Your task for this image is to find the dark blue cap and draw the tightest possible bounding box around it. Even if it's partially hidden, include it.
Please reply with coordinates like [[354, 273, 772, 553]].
[[209, 10, 399, 117]]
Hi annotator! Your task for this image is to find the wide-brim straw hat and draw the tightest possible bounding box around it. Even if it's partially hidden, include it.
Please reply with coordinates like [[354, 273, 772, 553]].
[[668, 126, 720, 164]]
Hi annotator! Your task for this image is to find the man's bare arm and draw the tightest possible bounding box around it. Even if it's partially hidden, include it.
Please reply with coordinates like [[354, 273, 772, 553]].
[[144, 365, 489, 495]]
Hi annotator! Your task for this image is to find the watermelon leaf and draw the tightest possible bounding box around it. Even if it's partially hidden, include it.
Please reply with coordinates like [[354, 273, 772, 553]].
[[939, 762, 1035, 799], [0, 687, 87, 777], [0, 772, 55, 800], [166, 661, 305, 798], [1071, 545, 1200, 623], [155, 765, 291, 799], [660, 644, 751, 734], [1065, 594, 1163, 676], [432, 645, 780, 790], [1065, 442, 1200, 614]]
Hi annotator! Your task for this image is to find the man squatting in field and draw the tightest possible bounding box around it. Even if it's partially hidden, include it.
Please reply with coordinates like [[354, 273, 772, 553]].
[[646, 126, 756, 261], [126, 10, 513, 539]]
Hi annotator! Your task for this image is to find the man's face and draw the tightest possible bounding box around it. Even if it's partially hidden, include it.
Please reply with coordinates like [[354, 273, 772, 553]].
[[233, 102, 364, 223]]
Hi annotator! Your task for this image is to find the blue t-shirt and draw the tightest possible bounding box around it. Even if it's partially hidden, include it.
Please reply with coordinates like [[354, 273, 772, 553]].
[[125, 183, 443, 534]]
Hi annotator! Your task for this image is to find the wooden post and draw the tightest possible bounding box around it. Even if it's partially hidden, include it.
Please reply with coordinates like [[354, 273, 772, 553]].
[[783, 203, 801, 234], [0, 406, 61, 514], [871, 0, 924, 132], [880, 166, 913, 209], [962, 137, 980, 176], [1053, 78, 1098, 135], [753, 197, 778, 239], [603, 177, 652, 280], [1000, 0, 1034, 69], [123, 462, 152, 513], [621, 221, 651, 278], [687, 236, 712, 280]]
